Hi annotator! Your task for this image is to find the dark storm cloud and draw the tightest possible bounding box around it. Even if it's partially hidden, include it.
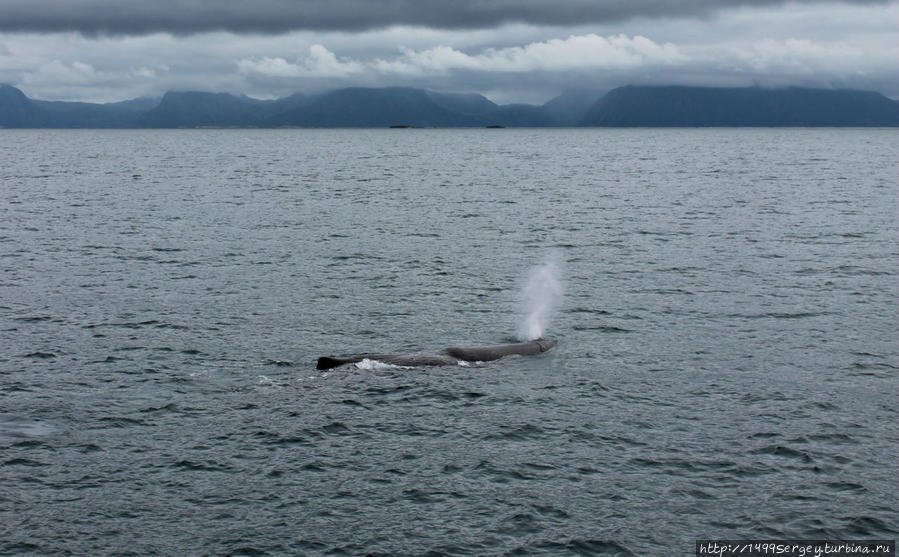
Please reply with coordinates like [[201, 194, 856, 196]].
[[0, 0, 890, 34]]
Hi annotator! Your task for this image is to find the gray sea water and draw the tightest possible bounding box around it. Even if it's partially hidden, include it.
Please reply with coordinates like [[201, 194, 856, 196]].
[[1, 128, 897, 556]]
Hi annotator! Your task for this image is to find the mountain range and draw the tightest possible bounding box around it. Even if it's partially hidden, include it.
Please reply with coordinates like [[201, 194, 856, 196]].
[[1, 84, 897, 128]]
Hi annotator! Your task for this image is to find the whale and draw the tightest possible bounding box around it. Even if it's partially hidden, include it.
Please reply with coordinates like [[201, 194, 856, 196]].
[[316, 338, 556, 370]]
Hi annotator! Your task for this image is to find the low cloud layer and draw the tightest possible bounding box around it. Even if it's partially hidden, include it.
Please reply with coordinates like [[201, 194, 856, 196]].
[[0, 0, 889, 34], [237, 35, 686, 79], [1, 2, 896, 103]]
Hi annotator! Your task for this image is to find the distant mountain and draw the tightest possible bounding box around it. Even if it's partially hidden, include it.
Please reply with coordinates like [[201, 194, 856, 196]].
[[268, 87, 486, 127], [31, 98, 159, 128], [0, 84, 37, 127], [138, 91, 311, 127], [581, 85, 899, 126], [541, 89, 604, 126], [0, 84, 162, 128], [426, 90, 499, 116], [106, 97, 162, 112], [425, 89, 603, 127], [2, 83, 897, 128], [141, 91, 263, 127]]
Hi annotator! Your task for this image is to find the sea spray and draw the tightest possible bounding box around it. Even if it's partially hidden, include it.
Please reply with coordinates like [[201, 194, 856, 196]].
[[517, 255, 564, 341]]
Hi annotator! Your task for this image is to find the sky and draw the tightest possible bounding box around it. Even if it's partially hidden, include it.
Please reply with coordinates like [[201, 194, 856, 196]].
[[1, 0, 897, 104]]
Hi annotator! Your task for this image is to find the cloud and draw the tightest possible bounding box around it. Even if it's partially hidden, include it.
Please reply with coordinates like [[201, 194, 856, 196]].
[[15, 59, 111, 89], [232, 34, 688, 99], [238, 44, 364, 78], [2, 3, 897, 103], [19, 59, 169, 90], [737, 38, 868, 74], [680, 34, 899, 86], [373, 34, 686, 74], [0, 0, 890, 35], [234, 35, 687, 81]]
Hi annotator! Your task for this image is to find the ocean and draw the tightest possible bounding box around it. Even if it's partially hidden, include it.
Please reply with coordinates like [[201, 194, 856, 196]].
[[1, 128, 897, 555]]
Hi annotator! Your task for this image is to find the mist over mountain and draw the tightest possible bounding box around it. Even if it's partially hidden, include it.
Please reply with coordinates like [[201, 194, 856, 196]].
[[1, 83, 896, 128], [541, 89, 608, 126]]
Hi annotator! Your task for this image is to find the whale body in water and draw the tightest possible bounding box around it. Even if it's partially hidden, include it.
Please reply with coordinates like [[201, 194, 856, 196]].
[[316, 339, 556, 370]]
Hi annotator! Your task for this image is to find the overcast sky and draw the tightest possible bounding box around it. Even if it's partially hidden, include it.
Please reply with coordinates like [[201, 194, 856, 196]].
[[1, 0, 897, 104]]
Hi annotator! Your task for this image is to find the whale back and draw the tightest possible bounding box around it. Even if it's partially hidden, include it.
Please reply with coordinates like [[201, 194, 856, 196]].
[[317, 353, 459, 370], [443, 339, 556, 362], [317, 339, 556, 369]]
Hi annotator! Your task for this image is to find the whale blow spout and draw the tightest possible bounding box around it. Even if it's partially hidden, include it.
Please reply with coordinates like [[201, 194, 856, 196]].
[[316, 338, 556, 370]]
